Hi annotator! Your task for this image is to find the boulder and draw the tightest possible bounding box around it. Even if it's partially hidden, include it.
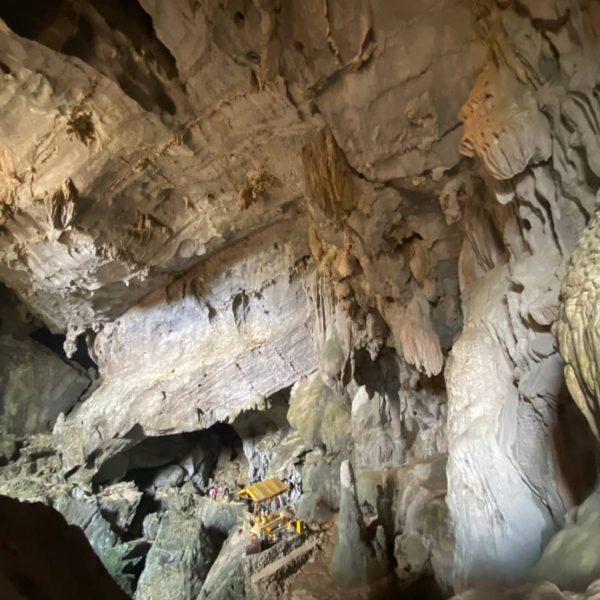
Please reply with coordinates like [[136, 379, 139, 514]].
[[135, 509, 218, 600], [97, 482, 143, 533], [198, 530, 254, 600], [195, 496, 247, 539], [530, 485, 600, 592], [151, 464, 187, 490]]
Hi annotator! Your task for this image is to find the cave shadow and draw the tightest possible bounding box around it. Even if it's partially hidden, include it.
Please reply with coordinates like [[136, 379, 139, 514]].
[[92, 421, 244, 489], [0, 495, 128, 599], [551, 379, 599, 507], [30, 326, 97, 371]]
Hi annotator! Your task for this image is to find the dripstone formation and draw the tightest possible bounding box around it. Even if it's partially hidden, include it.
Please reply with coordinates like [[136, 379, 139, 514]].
[[1, 1, 600, 598]]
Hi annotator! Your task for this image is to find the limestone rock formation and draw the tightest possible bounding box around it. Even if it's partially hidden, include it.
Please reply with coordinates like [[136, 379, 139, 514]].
[[446, 265, 565, 589], [392, 457, 454, 595], [198, 530, 254, 600], [296, 449, 344, 524], [135, 510, 217, 600], [530, 485, 600, 592], [352, 454, 454, 595], [288, 373, 351, 454], [1, 0, 600, 598], [557, 202, 600, 441], [443, 1, 600, 590], [331, 460, 389, 588], [54, 219, 316, 474]]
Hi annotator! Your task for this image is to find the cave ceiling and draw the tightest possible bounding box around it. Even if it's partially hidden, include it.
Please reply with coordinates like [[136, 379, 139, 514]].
[[0, 0, 485, 337]]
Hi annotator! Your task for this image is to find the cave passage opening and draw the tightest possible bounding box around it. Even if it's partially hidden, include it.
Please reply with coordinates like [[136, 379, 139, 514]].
[[92, 422, 247, 491], [29, 327, 97, 371]]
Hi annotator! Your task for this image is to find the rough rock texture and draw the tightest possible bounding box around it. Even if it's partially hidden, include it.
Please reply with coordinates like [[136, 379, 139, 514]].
[[198, 530, 254, 600], [2, 0, 600, 598], [135, 509, 217, 600], [55, 219, 316, 473], [557, 204, 600, 440], [331, 460, 389, 588], [0, 0, 486, 342], [296, 449, 344, 524], [97, 482, 143, 534], [392, 457, 453, 595], [0, 438, 116, 558], [0, 435, 152, 592], [288, 373, 351, 454], [0, 1, 317, 334], [354, 455, 454, 595], [231, 391, 306, 485]]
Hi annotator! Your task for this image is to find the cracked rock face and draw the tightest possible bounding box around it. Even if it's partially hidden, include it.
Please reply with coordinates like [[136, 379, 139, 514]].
[[2, 0, 600, 599], [55, 218, 316, 472]]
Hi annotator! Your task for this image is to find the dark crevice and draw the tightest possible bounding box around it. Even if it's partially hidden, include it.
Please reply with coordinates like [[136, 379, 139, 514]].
[[246, 50, 261, 64], [30, 327, 97, 371], [29, 328, 68, 360], [93, 423, 244, 488], [0, 0, 65, 41], [61, 13, 95, 59], [122, 493, 160, 541], [1, 0, 181, 116], [234, 11, 245, 27], [88, 0, 178, 79]]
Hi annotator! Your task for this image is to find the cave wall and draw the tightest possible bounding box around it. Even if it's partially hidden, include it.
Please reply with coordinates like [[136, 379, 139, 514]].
[[56, 217, 316, 473], [0, 284, 89, 446], [446, 1, 600, 589], [1, 0, 600, 598]]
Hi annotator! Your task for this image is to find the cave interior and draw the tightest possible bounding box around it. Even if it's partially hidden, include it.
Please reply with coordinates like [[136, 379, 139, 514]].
[[1, 1, 600, 599]]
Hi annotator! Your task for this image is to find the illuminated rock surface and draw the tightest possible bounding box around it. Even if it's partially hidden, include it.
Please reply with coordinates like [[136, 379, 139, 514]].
[[1, 1, 600, 599]]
